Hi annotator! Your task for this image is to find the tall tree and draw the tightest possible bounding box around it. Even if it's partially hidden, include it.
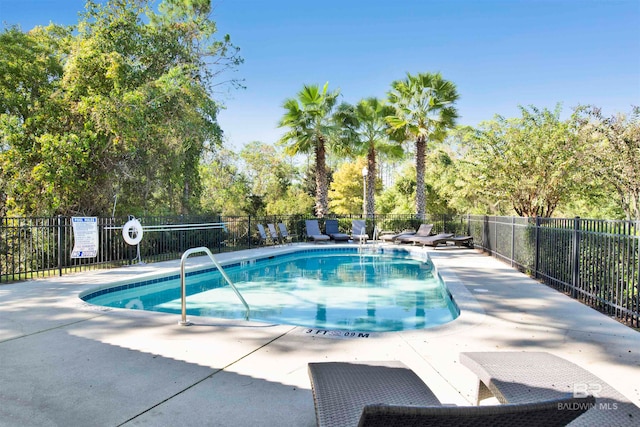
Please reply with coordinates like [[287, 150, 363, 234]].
[[0, 25, 70, 215], [278, 83, 340, 217], [461, 105, 581, 217], [575, 105, 640, 220], [376, 162, 415, 215], [328, 158, 368, 215], [199, 148, 249, 216], [239, 141, 297, 207], [0, 0, 241, 216], [387, 72, 459, 219], [335, 97, 401, 216]]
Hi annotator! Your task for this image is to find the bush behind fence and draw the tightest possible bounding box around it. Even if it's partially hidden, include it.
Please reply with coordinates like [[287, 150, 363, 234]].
[[2, 213, 638, 327]]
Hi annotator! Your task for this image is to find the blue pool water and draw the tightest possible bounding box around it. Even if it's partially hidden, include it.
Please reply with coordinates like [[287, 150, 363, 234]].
[[82, 248, 459, 332]]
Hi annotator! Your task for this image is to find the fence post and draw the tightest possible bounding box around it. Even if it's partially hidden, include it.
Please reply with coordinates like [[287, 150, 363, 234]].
[[248, 215, 252, 249], [493, 216, 497, 256], [57, 215, 63, 277], [534, 216, 540, 279], [571, 216, 581, 299], [511, 216, 516, 267], [482, 215, 487, 253], [636, 220, 640, 328]]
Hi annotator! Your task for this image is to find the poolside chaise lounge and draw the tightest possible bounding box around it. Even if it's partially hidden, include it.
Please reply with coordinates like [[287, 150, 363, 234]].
[[395, 224, 434, 244], [308, 361, 594, 427], [305, 220, 331, 243], [412, 234, 473, 248], [408, 232, 455, 246], [267, 223, 281, 245], [256, 224, 274, 245], [460, 351, 640, 426], [379, 228, 416, 243], [351, 220, 369, 244], [325, 219, 350, 242], [277, 222, 296, 244], [442, 235, 474, 248]]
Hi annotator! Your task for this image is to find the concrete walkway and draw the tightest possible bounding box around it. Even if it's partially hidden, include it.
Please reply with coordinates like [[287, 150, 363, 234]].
[[0, 244, 638, 426]]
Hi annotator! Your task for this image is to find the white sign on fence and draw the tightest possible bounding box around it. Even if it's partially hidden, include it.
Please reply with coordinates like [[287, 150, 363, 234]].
[[71, 217, 98, 258]]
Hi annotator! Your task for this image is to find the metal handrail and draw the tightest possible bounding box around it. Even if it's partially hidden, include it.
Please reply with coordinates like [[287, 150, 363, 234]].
[[179, 246, 250, 326]]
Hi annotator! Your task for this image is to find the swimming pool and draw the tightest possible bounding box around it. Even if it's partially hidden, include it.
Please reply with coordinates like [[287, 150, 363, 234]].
[[82, 247, 459, 332]]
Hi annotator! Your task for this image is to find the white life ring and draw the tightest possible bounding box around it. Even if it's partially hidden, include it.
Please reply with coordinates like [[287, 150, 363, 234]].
[[122, 218, 144, 245]]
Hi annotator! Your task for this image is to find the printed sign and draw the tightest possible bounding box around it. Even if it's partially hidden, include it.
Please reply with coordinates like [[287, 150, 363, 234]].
[[71, 217, 98, 258]]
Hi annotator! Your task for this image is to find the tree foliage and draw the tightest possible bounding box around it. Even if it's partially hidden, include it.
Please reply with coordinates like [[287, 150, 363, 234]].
[[199, 148, 249, 216], [328, 157, 368, 215], [575, 106, 640, 220], [278, 83, 341, 218], [376, 162, 415, 215], [2, 5, 636, 223], [387, 72, 459, 219], [0, 25, 70, 214], [335, 97, 400, 216], [0, 0, 241, 216], [459, 105, 581, 217]]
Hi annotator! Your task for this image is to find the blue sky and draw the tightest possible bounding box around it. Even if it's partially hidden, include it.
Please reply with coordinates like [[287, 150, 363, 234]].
[[1, 0, 639, 150]]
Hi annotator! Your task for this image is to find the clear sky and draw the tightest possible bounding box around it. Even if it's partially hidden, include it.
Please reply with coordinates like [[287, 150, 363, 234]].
[[1, 0, 639, 151]]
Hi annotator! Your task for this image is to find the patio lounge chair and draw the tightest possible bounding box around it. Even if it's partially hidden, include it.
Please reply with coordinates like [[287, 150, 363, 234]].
[[325, 219, 349, 242], [460, 351, 640, 426], [413, 234, 473, 248], [308, 361, 594, 427], [305, 220, 330, 243], [379, 228, 416, 243], [408, 232, 454, 246], [267, 223, 281, 245], [277, 222, 296, 244], [351, 220, 369, 244], [256, 224, 274, 245], [444, 235, 474, 248], [395, 224, 434, 244]]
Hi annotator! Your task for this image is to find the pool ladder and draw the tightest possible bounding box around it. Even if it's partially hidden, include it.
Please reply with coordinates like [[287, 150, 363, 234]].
[[179, 246, 250, 326]]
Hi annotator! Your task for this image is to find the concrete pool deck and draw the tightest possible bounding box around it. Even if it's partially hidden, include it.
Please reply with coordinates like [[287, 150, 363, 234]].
[[1, 243, 638, 426]]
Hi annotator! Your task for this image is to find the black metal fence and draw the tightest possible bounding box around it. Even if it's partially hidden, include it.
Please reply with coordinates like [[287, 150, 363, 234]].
[[467, 215, 640, 328], [2, 213, 638, 328], [0, 213, 462, 282]]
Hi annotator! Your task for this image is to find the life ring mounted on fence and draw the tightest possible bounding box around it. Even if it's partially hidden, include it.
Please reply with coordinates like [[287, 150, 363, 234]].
[[122, 218, 144, 246]]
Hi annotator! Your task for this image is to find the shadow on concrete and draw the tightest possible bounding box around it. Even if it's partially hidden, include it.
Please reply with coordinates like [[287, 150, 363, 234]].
[[0, 326, 315, 427]]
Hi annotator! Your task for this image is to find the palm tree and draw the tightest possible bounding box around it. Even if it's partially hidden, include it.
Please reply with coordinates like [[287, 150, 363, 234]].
[[278, 83, 341, 217], [387, 72, 459, 219], [335, 97, 402, 216]]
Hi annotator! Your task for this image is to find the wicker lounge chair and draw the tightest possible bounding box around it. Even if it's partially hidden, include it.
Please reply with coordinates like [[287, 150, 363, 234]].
[[460, 351, 640, 426], [308, 361, 594, 427], [358, 398, 595, 427], [351, 220, 369, 244], [325, 219, 350, 242], [395, 224, 434, 244], [305, 220, 331, 243]]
